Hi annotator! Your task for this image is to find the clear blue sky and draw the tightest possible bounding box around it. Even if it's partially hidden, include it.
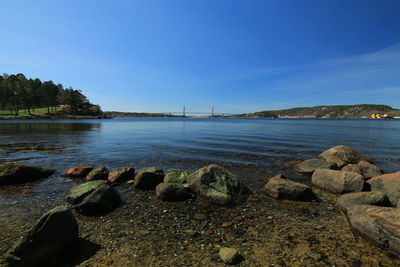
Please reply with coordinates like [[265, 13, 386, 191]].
[[1, 0, 400, 113]]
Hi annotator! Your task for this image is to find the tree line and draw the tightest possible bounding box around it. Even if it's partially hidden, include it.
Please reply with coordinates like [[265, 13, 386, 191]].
[[0, 73, 101, 116]]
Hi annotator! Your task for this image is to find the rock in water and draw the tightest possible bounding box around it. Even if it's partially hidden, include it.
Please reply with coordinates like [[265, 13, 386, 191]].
[[5, 206, 78, 267], [108, 167, 135, 184], [311, 169, 364, 194], [86, 167, 109, 182], [295, 158, 337, 174], [367, 171, 400, 206], [134, 167, 164, 190], [75, 184, 121, 216], [347, 205, 400, 257], [319, 145, 369, 168], [264, 174, 316, 201], [337, 191, 391, 213], [156, 182, 192, 201], [0, 162, 55, 184], [61, 165, 93, 178], [187, 164, 250, 206], [219, 247, 242, 264], [164, 169, 189, 184], [65, 180, 108, 205]]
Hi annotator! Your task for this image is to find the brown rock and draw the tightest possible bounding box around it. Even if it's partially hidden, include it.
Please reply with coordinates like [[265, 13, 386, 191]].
[[61, 165, 93, 178], [337, 191, 391, 213], [357, 160, 382, 179], [295, 158, 337, 174], [155, 182, 192, 201], [311, 169, 364, 194], [367, 171, 400, 206], [108, 167, 135, 184], [134, 167, 164, 190], [348, 205, 400, 257], [264, 174, 316, 201], [319, 145, 369, 168], [341, 164, 363, 176]]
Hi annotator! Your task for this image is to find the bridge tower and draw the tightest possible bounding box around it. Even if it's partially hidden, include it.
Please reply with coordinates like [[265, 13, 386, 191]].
[[211, 107, 214, 117], [183, 106, 186, 117]]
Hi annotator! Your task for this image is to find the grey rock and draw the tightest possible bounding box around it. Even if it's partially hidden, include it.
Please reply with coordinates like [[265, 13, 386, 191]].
[[5, 206, 78, 267], [311, 169, 364, 194], [295, 158, 337, 174], [264, 174, 316, 201], [65, 180, 108, 205], [219, 247, 242, 265], [0, 162, 54, 184], [75, 184, 121, 216], [187, 164, 250, 206], [357, 160, 382, 179]]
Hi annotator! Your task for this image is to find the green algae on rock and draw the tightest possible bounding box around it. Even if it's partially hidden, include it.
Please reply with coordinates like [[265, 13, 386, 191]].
[[164, 169, 189, 184]]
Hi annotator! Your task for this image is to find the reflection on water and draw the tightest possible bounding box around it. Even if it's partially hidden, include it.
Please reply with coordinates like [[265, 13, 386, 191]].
[[0, 118, 400, 173]]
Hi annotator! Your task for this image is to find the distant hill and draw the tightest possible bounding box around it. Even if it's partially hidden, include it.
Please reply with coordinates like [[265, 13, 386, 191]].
[[238, 104, 400, 118]]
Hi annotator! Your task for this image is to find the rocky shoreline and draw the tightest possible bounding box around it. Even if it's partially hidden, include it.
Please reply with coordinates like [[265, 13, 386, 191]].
[[1, 145, 400, 266]]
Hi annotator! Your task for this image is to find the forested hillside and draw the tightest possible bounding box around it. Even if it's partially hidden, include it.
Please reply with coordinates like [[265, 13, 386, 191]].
[[239, 104, 400, 118], [0, 73, 102, 116]]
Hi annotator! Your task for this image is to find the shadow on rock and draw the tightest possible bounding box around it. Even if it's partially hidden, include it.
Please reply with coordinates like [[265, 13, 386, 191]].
[[57, 238, 101, 267]]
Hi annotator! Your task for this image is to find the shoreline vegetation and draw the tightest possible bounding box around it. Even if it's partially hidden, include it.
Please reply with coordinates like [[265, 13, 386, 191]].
[[1, 145, 400, 266]]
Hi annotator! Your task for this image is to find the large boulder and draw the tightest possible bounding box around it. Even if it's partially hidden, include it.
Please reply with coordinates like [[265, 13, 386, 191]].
[[367, 171, 400, 206], [347, 205, 400, 257], [156, 182, 192, 201], [65, 180, 108, 205], [164, 169, 189, 184], [86, 167, 109, 182], [341, 164, 363, 176], [134, 167, 164, 190], [61, 165, 93, 178], [311, 169, 364, 194], [337, 191, 391, 213], [264, 174, 316, 201], [319, 145, 369, 168], [187, 164, 250, 206], [5, 206, 79, 267], [295, 158, 337, 174], [108, 167, 135, 184], [75, 184, 121, 216], [0, 162, 55, 184]]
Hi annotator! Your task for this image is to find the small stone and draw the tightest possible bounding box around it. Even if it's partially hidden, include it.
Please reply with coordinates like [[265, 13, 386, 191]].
[[221, 222, 233, 228], [267, 216, 273, 220], [246, 197, 260, 202], [219, 247, 242, 265], [194, 213, 208, 220]]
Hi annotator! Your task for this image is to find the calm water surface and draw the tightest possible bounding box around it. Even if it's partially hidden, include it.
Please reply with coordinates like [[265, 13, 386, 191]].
[[1, 118, 400, 174]]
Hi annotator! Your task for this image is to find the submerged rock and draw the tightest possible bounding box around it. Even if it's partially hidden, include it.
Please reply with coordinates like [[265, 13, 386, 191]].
[[337, 191, 391, 213], [295, 158, 337, 174], [156, 182, 192, 201], [319, 145, 369, 168], [108, 167, 135, 184], [134, 167, 164, 190], [367, 171, 400, 206], [75, 184, 121, 216], [65, 180, 108, 205], [264, 174, 316, 201], [164, 169, 189, 184], [86, 167, 109, 182], [311, 169, 364, 194], [187, 164, 250, 206], [347, 205, 400, 257], [219, 247, 242, 265], [61, 165, 93, 178], [0, 162, 55, 184], [5, 206, 78, 267]]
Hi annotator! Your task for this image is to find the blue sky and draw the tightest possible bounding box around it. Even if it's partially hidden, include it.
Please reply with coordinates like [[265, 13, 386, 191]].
[[1, 0, 399, 113]]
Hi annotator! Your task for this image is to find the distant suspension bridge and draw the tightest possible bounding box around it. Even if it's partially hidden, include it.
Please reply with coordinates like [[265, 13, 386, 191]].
[[164, 106, 237, 117]]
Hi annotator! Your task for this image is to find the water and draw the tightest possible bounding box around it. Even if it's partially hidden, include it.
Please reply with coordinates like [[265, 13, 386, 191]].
[[1, 118, 400, 173]]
